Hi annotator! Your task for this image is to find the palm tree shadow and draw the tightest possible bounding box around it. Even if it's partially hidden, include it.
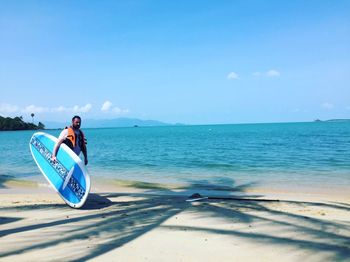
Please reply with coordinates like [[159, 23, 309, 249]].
[[1, 177, 349, 261], [0, 217, 23, 226], [169, 195, 350, 260], [0, 178, 244, 259], [0, 192, 186, 260]]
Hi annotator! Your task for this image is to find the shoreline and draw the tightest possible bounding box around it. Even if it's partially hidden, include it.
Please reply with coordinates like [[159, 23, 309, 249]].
[[1, 178, 349, 261], [2, 175, 349, 202]]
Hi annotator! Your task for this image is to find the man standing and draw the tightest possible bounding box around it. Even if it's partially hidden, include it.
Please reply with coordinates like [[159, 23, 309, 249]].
[[52, 115, 88, 165]]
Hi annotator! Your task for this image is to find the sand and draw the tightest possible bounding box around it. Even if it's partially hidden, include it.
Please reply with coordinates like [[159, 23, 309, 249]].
[[0, 178, 349, 262]]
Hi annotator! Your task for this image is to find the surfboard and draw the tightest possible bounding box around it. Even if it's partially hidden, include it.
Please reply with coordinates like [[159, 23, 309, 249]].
[[29, 132, 90, 208]]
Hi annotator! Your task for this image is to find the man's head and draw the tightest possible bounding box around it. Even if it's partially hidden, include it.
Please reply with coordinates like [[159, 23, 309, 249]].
[[72, 115, 81, 130]]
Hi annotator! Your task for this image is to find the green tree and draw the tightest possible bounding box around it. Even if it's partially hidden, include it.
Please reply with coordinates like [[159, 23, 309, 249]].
[[31, 113, 35, 123], [0, 115, 45, 131], [38, 122, 45, 129]]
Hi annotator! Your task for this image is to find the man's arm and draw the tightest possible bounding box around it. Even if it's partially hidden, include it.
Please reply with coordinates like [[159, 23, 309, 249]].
[[51, 138, 64, 162], [82, 146, 88, 165], [52, 129, 68, 162]]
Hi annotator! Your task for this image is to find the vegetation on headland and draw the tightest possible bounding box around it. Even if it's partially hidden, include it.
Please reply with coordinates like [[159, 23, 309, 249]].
[[0, 116, 45, 131]]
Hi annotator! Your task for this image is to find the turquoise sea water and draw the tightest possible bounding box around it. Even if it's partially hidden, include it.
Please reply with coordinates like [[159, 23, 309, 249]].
[[1, 122, 349, 190]]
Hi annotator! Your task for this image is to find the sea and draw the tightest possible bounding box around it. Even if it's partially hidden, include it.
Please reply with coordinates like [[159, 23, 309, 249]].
[[1, 122, 349, 192]]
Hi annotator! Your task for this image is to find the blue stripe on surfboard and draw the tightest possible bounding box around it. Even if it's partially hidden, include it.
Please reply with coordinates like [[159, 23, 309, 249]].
[[34, 133, 87, 190], [30, 143, 81, 204]]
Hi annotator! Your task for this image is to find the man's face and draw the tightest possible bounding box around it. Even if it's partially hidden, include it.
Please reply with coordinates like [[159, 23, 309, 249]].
[[72, 118, 81, 129]]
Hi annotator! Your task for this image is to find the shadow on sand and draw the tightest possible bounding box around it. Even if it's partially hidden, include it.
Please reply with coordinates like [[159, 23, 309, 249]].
[[0, 177, 349, 261]]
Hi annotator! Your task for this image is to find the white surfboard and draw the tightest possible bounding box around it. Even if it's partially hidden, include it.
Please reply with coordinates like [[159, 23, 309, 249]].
[[29, 132, 90, 208]]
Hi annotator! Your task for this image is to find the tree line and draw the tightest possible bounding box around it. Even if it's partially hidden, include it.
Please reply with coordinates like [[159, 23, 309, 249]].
[[0, 116, 45, 131]]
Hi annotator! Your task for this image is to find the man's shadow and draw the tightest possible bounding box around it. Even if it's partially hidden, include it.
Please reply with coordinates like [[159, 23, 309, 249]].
[[81, 193, 113, 210]]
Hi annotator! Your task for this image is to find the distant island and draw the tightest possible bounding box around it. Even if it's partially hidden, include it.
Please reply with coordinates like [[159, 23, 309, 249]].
[[314, 119, 350, 122], [0, 116, 45, 131], [325, 119, 350, 122]]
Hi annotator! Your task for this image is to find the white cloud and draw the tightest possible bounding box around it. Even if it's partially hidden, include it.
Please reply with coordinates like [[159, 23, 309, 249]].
[[74, 103, 92, 113], [101, 101, 113, 112], [227, 72, 239, 80], [101, 100, 129, 115], [0, 103, 20, 113], [321, 102, 334, 110], [22, 105, 49, 114], [0, 103, 93, 118], [0, 103, 49, 115], [253, 69, 280, 77], [112, 107, 129, 115], [266, 70, 280, 77], [252, 72, 262, 77], [52, 106, 70, 113], [52, 104, 92, 113]]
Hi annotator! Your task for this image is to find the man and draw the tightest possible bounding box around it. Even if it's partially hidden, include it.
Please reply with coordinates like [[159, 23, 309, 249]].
[[51, 115, 88, 165]]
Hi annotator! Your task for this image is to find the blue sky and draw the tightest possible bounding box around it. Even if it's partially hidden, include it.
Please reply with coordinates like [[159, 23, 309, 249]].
[[1, 0, 349, 124]]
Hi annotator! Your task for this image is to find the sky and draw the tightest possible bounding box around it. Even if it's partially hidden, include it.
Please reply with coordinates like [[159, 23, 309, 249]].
[[0, 0, 349, 124]]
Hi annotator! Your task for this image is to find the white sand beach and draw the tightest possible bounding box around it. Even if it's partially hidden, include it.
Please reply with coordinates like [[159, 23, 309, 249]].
[[0, 177, 349, 262]]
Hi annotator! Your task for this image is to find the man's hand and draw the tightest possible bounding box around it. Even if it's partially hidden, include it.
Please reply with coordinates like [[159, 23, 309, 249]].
[[84, 158, 88, 165]]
